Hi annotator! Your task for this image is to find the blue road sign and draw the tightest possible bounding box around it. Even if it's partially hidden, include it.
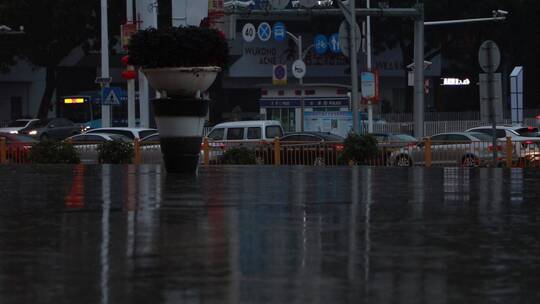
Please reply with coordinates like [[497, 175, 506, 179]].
[[329, 33, 341, 54], [273, 22, 287, 42], [257, 22, 272, 41], [314, 34, 328, 55], [101, 87, 123, 105]]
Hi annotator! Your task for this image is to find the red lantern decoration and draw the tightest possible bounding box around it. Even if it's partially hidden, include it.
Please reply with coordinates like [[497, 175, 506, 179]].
[[121, 55, 130, 66], [121, 70, 137, 80]]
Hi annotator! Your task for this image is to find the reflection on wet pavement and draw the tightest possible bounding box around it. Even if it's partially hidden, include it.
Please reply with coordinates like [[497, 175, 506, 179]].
[[0, 165, 539, 303]]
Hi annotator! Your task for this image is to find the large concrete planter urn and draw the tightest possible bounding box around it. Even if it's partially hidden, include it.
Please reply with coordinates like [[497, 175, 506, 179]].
[[128, 26, 228, 173], [141, 67, 221, 174], [142, 67, 221, 97]]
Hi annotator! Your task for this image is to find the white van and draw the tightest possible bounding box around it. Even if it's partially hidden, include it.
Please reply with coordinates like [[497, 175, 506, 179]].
[[206, 120, 284, 142], [202, 121, 284, 162]]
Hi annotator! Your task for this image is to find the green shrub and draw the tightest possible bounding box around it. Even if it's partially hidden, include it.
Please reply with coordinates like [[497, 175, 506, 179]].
[[221, 147, 256, 165], [97, 141, 134, 164], [342, 133, 379, 165], [29, 140, 80, 164]]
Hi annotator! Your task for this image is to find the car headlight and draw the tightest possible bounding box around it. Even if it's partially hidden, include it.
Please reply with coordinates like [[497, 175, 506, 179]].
[[28, 130, 38, 135], [9, 131, 18, 134]]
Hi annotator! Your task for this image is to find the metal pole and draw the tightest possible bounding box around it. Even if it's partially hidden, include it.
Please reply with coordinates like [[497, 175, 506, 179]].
[[101, 0, 111, 128], [413, 4, 424, 138], [425, 16, 506, 26], [299, 35, 304, 132], [127, 0, 136, 128], [350, 0, 359, 134], [366, 0, 373, 133], [487, 42, 498, 165]]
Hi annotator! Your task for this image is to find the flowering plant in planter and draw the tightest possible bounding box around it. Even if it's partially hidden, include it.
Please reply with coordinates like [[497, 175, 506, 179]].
[[127, 26, 228, 97]]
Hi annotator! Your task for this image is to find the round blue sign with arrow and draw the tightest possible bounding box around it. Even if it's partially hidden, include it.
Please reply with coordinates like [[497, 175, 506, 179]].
[[273, 22, 286, 42], [328, 33, 341, 54], [314, 34, 328, 55]]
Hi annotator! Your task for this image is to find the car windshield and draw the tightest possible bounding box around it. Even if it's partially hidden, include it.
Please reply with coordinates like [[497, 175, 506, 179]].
[[468, 132, 493, 141], [109, 135, 131, 142], [514, 127, 539, 137], [391, 134, 417, 142], [7, 120, 30, 127]]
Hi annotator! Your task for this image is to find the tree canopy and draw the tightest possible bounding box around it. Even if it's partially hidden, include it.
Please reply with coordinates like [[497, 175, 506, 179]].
[[0, 0, 122, 118]]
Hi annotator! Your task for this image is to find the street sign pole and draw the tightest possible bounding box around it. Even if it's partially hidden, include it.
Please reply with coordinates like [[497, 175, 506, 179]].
[[101, 0, 111, 128], [478, 40, 501, 166], [488, 47, 498, 166], [298, 35, 304, 132], [413, 4, 425, 138]]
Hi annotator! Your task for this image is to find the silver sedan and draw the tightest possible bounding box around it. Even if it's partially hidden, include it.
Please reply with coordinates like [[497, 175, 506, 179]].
[[390, 132, 505, 167]]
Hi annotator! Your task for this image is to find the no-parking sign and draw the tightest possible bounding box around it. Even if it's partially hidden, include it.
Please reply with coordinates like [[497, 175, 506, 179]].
[[273, 64, 287, 85]]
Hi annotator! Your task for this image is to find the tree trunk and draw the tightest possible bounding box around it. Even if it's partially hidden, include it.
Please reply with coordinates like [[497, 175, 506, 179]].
[[36, 66, 57, 119]]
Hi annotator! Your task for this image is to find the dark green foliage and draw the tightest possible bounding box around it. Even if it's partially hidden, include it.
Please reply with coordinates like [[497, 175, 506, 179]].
[[128, 26, 229, 69], [342, 133, 379, 165], [29, 141, 80, 164], [97, 141, 134, 164], [221, 147, 256, 165], [0, 0, 123, 118]]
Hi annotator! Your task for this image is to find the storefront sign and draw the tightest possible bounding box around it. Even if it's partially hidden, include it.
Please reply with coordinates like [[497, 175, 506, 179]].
[[441, 78, 471, 86], [260, 98, 349, 108]]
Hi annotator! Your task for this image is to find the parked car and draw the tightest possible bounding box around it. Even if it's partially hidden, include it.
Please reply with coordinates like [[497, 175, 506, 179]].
[[67, 133, 132, 143], [141, 133, 160, 143], [139, 133, 162, 163], [390, 132, 503, 167], [0, 119, 40, 134], [466, 125, 540, 159], [203, 120, 284, 162], [19, 118, 81, 140], [279, 132, 344, 165], [371, 133, 419, 165], [84, 127, 157, 140], [0, 133, 38, 162], [66, 133, 132, 164]]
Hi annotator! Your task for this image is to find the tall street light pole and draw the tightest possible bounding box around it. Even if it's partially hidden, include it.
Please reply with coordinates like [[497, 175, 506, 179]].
[[366, 0, 373, 133], [101, 0, 112, 128], [127, 0, 136, 128], [350, 0, 360, 134]]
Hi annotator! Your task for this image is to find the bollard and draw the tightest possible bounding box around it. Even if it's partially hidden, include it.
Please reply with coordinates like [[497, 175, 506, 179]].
[[203, 137, 210, 166], [274, 137, 281, 165], [424, 137, 432, 168], [133, 138, 141, 165], [0, 137, 6, 164], [506, 136, 513, 168]]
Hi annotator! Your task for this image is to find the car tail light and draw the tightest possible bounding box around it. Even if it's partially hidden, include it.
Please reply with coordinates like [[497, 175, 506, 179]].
[[335, 144, 344, 151]]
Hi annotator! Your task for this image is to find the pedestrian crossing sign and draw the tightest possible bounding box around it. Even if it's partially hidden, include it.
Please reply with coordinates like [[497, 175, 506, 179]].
[[101, 87, 122, 105]]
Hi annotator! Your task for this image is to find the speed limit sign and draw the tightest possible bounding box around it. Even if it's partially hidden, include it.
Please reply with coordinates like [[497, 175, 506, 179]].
[[242, 23, 256, 42]]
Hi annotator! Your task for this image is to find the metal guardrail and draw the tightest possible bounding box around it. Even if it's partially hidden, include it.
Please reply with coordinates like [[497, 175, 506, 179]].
[[1, 136, 539, 168]]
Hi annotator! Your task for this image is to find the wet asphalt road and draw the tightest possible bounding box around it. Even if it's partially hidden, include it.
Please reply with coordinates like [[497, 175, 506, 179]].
[[0, 165, 539, 303]]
